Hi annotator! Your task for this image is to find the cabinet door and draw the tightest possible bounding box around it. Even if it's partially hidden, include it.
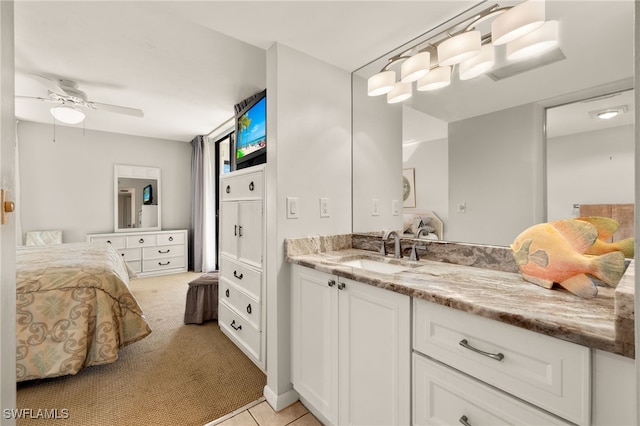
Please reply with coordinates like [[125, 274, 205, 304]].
[[237, 200, 263, 268], [291, 265, 339, 425], [219, 202, 238, 259], [338, 277, 411, 426]]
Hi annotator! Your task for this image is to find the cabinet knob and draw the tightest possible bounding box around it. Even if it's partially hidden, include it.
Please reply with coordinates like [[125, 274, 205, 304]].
[[459, 415, 472, 426], [226, 185, 230, 194], [249, 181, 254, 191], [168, 236, 173, 242], [225, 289, 230, 297], [337, 282, 346, 290], [106, 240, 112, 244], [246, 304, 252, 314], [328, 279, 336, 287], [139, 238, 144, 244]]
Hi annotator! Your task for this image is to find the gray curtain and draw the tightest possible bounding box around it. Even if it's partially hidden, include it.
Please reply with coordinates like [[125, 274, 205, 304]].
[[190, 135, 204, 272]]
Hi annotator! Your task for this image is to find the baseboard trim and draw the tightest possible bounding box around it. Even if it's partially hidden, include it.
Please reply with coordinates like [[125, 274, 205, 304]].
[[263, 385, 299, 412]]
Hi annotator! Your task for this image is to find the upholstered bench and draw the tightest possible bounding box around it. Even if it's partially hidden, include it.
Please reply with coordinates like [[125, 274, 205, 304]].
[[184, 272, 219, 324]]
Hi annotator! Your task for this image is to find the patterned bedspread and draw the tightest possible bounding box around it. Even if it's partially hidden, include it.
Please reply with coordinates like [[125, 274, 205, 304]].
[[16, 242, 152, 382]]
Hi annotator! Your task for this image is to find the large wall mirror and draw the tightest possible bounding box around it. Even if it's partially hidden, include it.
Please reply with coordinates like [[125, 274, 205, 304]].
[[114, 164, 161, 232], [352, 0, 634, 247]]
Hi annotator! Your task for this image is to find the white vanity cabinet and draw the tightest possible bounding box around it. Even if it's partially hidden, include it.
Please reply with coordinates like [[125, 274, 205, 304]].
[[87, 229, 187, 277], [291, 264, 410, 426], [219, 166, 265, 370]]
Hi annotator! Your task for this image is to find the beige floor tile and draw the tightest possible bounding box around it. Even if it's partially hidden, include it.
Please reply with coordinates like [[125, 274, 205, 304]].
[[217, 410, 259, 426], [288, 413, 323, 426], [248, 401, 309, 426]]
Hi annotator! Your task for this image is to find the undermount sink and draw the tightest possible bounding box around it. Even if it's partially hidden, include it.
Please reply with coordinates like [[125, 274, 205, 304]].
[[339, 258, 411, 274]]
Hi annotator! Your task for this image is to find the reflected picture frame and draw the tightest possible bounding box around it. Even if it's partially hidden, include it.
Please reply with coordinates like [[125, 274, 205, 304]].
[[402, 168, 416, 208]]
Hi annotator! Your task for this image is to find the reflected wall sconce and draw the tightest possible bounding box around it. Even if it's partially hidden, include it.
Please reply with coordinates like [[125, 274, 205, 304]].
[[367, 0, 559, 103]]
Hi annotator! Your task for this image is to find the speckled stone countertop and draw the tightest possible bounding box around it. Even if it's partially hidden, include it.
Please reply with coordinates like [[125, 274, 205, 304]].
[[285, 234, 635, 359]]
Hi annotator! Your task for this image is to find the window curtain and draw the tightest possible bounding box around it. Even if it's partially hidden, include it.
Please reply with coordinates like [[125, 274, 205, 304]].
[[189, 135, 216, 272]]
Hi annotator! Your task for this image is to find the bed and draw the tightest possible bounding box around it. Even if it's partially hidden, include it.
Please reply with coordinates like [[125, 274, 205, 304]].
[[16, 242, 152, 382], [402, 209, 444, 240]]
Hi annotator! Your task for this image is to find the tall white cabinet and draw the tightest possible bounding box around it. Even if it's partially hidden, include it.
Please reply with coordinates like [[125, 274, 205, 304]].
[[218, 165, 266, 370], [291, 264, 410, 426]]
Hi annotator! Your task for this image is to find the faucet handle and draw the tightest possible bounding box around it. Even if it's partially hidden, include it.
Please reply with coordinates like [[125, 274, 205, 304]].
[[409, 244, 420, 261]]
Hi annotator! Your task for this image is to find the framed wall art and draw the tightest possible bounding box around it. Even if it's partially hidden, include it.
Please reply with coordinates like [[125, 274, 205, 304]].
[[402, 168, 416, 208]]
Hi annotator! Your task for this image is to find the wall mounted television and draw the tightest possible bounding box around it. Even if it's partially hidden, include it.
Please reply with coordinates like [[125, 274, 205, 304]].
[[234, 89, 266, 170], [143, 184, 153, 205]]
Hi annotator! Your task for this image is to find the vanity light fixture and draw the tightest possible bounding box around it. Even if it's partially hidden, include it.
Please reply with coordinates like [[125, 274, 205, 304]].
[[589, 105, 628, 120], [366, 0, 558, 104], [50, 105, 85, 124]]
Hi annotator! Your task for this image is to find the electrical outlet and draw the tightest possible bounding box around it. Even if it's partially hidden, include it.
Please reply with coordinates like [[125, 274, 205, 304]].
[[320, 197, 330, 218], [458, 201, 466, 213], [392, 200, 400, 216], [372, 199, 379, 216], [287, 197, 299, 219]]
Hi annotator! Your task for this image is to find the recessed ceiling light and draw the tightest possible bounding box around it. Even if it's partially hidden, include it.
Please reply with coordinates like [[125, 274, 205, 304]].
[[588, 105, 628, 120]]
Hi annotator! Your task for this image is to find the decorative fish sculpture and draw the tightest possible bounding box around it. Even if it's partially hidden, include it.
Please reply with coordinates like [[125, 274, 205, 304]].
[[510, 219, 626, 298], [574, 216, 634, 258]]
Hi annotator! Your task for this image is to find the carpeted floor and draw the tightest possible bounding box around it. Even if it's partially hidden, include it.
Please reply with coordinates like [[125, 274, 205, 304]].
[[16, 272, 267, 425]]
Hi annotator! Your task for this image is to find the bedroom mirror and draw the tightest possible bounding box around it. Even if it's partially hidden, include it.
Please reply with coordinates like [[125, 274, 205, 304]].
[[114, 164, 162, 232], [352, 0, 634, 246]]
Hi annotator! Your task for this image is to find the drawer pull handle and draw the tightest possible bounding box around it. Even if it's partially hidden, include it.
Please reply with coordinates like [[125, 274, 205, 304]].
[[238, 226, 243, 237], [328, 279, 336, 287], [158, 249, 170, 254], [459, 339, 504, 361], [158, 261, 171, 266], [459, 415, 472, 426], [233, 271, 243, 280], [168, 236, 174, 242], [226, 185, 230, 194], [139, 238, 145, 244], [225, 289, 230, 297], [234, 225, 238, 236], [246, 304, 252, 314], [249, 181, 254, 191], [230, 320, 242, 331]]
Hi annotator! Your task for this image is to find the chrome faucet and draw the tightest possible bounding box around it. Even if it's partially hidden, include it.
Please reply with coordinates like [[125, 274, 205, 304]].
[[381, 230, 402, 258]]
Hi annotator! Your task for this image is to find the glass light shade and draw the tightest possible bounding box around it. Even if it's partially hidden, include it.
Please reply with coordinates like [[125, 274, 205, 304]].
[[459, 44, 495, 80], [416, 66, 451, 91], [437, 30, 481, 66], [506, 20, 559, 61], [367, 70, 396, 96], [491, 0, 545, 46], [387, 82, 412, 104], [400, 52, 431, 83], [50, 106, 85, 124]]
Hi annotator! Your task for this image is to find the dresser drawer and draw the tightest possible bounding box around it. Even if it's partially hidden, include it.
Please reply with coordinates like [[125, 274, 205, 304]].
[[126, 234, 158, 248], [90, 235, 126, 249], [219, 279, 261, 330], [220, 256, 262, 301], [413, 354, 570, 426], [413, 300, 590, 425], [120, 247, 141, 262], [219, 302, 261, 361], [221, 170, 263, 201], [157, 232, 185, 246], [126, 260, 142, 274], [142, 256, 185, 272], [142, 244, 185, 260]]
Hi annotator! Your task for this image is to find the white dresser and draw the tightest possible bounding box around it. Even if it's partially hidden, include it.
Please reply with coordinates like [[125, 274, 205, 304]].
[[87, 229, 188, 277], [218, 165, 265, 370]]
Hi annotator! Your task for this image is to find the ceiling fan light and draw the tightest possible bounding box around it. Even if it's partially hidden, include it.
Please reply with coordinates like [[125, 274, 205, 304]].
[[459, 44, 495, 80], [50, 105, 85, 124], [491, 0, 546, 46], [401, 52, 431, 83], [437, 30, 481, 66], [416, 66, 451, 91], [506, 20, 559, 61], [387, 82, 412, 104], [368, 70, 396, 96]]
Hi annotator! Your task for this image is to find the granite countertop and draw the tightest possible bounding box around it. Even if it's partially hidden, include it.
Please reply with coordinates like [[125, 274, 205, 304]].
[[285, 235, 635, 359]]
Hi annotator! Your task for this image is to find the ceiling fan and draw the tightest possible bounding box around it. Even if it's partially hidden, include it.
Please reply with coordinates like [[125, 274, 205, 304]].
[[16, 75, 144, 124]]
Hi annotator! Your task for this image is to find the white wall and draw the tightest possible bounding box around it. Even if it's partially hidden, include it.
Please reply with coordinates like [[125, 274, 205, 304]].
[[18, 121, 192, 243], [352, 74, 403, 232], [547, 125, 634, 221], [264, 43, 351, 409], [448, 103, 545, 246]]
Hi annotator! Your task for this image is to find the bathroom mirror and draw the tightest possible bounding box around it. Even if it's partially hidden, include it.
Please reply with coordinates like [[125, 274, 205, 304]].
[[351, 0, 634, 246], [114, 164, 161, 232]]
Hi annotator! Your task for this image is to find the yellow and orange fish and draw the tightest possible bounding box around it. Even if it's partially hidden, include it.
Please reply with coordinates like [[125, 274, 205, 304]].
[[574, 216, 634, 258], [510, 219, 626, 298]]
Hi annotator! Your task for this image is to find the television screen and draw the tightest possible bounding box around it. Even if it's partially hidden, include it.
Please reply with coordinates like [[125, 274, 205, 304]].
[[143, 184, 153, 205], [236, 96, 266, 161]]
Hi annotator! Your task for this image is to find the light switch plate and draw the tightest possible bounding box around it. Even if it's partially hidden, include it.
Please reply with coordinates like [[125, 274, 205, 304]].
[[372, 199, 380, 216], [392, 200, 400, 216], [320, 198, 330, 218], [287, 197, 299, 219]]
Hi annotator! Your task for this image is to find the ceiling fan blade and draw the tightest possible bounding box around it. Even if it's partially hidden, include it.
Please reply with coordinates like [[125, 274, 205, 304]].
[[89, 101, 144, 117], [28, 73, 63, 93], [15, 95, 58, 104]]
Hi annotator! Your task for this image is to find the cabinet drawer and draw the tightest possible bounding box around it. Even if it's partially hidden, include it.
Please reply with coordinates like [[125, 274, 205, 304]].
[[157, 232, 185, 246], [90, 235, 126, 249], [413, 300, 589, 425], [126, 260, 142, 274], [220, 256, 262, 301], [413, 354, 569, 426], [142, 244, 185, 260], [120, 247, 141, 262], [126, 234, 158, 248], [219, 302, 261, 361], [221, 170, 264, 201], [142, 256, 185, 272], [219, 279, 261, 330]]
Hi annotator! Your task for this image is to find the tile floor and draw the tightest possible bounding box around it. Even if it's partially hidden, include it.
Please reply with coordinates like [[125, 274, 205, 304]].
[[208, 398, 322, 426]]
